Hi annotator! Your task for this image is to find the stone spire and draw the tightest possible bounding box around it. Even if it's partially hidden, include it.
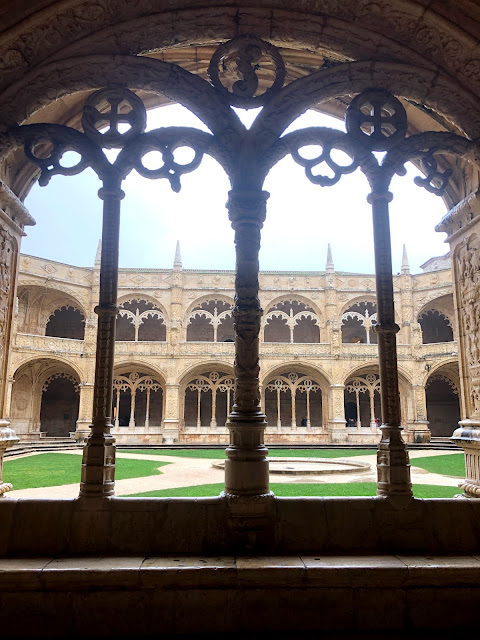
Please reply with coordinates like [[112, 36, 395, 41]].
[[401, 244, 410, 275], [325, 243, 334, 273], [174, 240, 182, 269], [94, 239, 101, 267]]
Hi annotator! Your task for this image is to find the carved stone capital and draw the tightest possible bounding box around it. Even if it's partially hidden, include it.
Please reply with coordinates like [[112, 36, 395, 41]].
[[227, 190, 269, 229]]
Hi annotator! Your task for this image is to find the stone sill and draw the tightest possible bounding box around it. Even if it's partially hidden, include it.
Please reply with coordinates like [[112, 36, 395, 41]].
[[1, 555, 480, 591]]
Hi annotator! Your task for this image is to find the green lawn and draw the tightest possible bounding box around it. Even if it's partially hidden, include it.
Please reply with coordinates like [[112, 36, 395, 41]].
[[4, 453, 170, 491], [121, 448, 376, 459], [410, 453, 465, 477], [125, 482, 460, 499]]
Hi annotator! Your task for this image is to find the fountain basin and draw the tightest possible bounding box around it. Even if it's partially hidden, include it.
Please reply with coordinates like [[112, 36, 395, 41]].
[[212, 457, 371, 475]]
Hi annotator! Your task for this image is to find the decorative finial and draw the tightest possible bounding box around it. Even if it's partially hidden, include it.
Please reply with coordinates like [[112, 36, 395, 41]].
[[174, 240, 182, 269], [326, 243, 334, 273], [401, 244, 410, 274], [94, 239, 101, 266]]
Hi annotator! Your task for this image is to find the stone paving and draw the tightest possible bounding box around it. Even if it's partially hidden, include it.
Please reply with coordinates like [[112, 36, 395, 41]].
[[5, 448, 462, 499]]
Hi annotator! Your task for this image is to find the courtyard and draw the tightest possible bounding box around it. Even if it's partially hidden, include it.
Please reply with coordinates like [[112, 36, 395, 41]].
[[5, 447, 464, 499]]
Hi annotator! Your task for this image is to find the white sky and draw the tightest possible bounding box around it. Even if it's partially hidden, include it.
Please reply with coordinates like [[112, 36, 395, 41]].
[[23, 105, 449, 274]]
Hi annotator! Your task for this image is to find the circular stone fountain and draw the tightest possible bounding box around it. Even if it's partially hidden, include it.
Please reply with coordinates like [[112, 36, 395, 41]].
[[212, 457, 371, 475]]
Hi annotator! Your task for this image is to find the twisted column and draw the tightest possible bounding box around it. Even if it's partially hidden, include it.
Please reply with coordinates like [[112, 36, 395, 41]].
[[79, 181, 123, 498], [224, 189, 270, 496], [369, 189, 412, 498]]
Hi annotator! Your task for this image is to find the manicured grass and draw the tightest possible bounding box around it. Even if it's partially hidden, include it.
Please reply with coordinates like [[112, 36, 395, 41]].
[[410, 453, 465, 478], [121, 448, 376, 459], [4, 453, 170, 491], [125, 482, 460, 499]]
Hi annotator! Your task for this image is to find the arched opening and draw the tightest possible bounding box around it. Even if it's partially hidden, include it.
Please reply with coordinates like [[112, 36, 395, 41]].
[[264, 300, 320, 343], [183, 370, 233, 428], [116, 300, 166, 342], [112, 372, 164, 428], [418, 309, 454, 343], [40, 374, 79, 437], [341, 302, 377, 344], [264, 371, 323, 429], [426, 374, 461, 437], [186, 300, 233, 342], [344, 372, 382, 430], [45, 306, 85, 340]]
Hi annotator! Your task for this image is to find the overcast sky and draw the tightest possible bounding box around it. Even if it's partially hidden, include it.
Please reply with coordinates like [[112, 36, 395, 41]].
[[22, 105, 448, 274]]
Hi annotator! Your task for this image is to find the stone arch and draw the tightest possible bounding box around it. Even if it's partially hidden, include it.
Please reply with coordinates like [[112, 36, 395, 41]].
[[340, 301, 378, 345], [183, 294, 235, 321], [10, 357, 81, 437], [117, 293, 167, 315], [425, 362, 461, 437], [180, 364, 234, 430], [262, 364, 329, 430], [116, 298, 167, 342], [45, 305, 86, 340], [3, 2, 480, 97], [185, 297, 234, 343], [343, 364, 411, 429], [417, 293, 455, 343], [1, 56, 476, 207], [339, 295, 378, 318], [112, 362, 166, 429], [16, 285, 87, 336], [263, 297, 322, 344]]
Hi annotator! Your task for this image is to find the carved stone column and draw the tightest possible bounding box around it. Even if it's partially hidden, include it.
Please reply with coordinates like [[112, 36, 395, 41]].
[[328, 384, 347, 442], [75, 382, 94, 441], [79, 183, 123, 498], [369, 189, 412, 498], [412, 383, 430, 443], [163, 383, 180, 444], [438, 191, 480, 496], [0, 182, 34, 491], [224, 189, 270, 496]]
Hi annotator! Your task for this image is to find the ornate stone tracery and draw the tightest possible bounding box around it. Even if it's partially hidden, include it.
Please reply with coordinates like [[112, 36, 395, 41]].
[[5, 33, 478, 499], [265, 372, 322, 429], [185, 371, 234, 429], [112, 371, 163, 429]]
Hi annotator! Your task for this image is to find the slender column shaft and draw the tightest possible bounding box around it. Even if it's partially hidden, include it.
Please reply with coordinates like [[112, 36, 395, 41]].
[[129, 386, 136, 428], [291, 388, 296, 429], [369, 189, 412, 498], [80, 181, 123, 498], [114, 389, 120, 428], [225, 189, 270, 496], [211, 388, 217, 428], [306, 391, 311, 428], [196, 389, 202, 428], [369, 389, 376, 428], [226, 388, 231, 418], [356, 391, 361, 429], [145, 388, 151, 428], [277, 389, 281, 427]]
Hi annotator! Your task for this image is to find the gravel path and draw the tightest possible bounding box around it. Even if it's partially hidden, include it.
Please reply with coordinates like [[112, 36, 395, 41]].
[[6, 448, 462, 499]]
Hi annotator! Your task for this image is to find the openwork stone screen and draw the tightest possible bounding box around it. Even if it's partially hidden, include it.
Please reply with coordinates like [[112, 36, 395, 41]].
[[7, 34, 476, 499]]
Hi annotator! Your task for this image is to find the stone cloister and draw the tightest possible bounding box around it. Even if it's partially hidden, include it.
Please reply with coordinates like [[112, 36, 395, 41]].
[[2, 2, 480, 635], [8, 248, 460, 445]]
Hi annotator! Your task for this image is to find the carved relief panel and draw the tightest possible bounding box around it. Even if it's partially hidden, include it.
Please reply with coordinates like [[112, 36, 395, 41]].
[[455, 235, 480, 418]]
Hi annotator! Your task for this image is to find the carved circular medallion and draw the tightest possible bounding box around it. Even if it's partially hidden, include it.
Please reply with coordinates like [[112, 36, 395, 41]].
[[81, 86, 146, 148], [208, 35, 286, 108], [345, 89, 407, 151]]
